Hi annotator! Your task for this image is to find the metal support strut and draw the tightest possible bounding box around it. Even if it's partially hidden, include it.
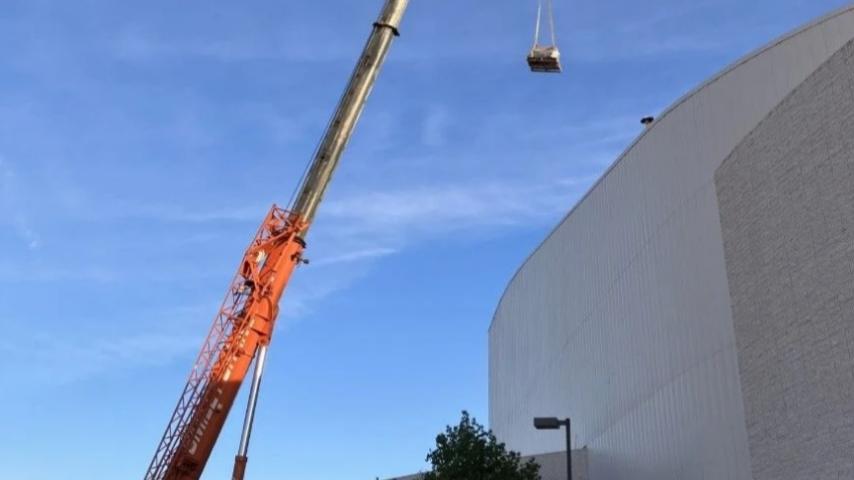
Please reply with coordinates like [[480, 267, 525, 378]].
[[231, 345, 269, 480]]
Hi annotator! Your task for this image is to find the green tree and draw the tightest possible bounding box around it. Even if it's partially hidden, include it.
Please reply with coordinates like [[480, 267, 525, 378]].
[[423, 411, 540, 480]]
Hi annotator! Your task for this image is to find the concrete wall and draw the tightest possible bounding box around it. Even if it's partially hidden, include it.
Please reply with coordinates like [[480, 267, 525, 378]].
[[489, 5, 854, 480], [716, 38, 854, 480], [385, 449, 588, 480], [531, 449, 589, 480]]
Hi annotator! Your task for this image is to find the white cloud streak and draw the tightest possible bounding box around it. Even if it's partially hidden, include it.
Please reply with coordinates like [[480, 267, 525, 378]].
[[421, 106, 452, 148], [0, 301, 218, 388], [112, 25, 357, 64], [311, 247, 400, 267], [322, 176, 594, 240], [0, 330, 199, 387], [263, 175, 597, 320], [569, 0, 730, 62], [0, 157, 42, 250]]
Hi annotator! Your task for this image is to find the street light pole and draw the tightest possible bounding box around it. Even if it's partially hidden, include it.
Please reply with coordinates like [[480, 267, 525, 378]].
[[563, 418, 571, 480], [533, 417, 572, 480]]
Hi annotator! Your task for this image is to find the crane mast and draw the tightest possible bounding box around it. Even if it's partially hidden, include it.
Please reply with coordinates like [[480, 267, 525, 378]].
[[143, 1, 409, 479]]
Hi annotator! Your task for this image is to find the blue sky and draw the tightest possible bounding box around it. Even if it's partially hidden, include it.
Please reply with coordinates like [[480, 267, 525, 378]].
[[0, 0, 849, 478]]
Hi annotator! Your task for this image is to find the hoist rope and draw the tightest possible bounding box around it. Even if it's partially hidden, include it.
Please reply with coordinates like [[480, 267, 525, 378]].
[[532, 0, 558, 48], [547, 0, 558, 47]]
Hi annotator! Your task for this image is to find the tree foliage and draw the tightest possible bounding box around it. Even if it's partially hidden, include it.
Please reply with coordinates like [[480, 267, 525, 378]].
[[423, 411, 540, 480]]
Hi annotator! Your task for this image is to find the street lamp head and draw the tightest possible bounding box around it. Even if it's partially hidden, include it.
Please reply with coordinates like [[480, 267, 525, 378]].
[[534, 416, 572, 480], [533, 417, 562, 430]]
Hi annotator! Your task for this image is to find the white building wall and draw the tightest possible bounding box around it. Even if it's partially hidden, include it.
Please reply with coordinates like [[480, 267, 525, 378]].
[[488, 6, 854, 480], [715, 38, 854, 480]]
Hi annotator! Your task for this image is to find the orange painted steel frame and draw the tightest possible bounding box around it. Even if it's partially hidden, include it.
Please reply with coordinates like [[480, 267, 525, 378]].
[[143, 2, 409, 478], [145, 207, 307, 479]]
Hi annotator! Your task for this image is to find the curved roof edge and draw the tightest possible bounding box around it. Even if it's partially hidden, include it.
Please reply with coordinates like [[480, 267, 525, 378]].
[[489, 2, 854, 333]]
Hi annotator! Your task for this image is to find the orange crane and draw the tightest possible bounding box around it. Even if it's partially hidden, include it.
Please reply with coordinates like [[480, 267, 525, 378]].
[[143, 1, 409, 479]]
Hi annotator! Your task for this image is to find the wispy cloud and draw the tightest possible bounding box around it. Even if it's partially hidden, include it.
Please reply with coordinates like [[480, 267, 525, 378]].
[[0, 263, 117, 283], [0, 301, 217, 388], [323, 176, 594, 237], [569, 1, 729, 62], [109, 204, 266, 224], [264, 175, 597, 319], [614, 0, 718, 35], [112, 25, 357, 64], [521, 115, 642, 148], [291, 175, 595, 273], [0, 330, 199, 387], [421, 106, 452, 148], [311, 247, 400, 267], [0, 157, 41, 250], [572, 31, 726, 62], [46, 195, 268, 225]]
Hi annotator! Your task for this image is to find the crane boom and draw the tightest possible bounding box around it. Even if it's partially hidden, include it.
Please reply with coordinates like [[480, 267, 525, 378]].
[[143, 2, 409, 479], [292, 0, 408, 226]]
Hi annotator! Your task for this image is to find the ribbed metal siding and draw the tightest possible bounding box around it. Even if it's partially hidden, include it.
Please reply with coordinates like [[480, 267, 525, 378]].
[[489, 6, 854, 480]]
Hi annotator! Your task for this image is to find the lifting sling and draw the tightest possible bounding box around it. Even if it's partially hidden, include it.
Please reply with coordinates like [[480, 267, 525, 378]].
[[527, 0, 562, 73]]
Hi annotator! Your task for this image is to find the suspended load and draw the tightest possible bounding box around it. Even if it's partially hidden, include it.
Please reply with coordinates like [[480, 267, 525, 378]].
[[527, 0, 562, 73]]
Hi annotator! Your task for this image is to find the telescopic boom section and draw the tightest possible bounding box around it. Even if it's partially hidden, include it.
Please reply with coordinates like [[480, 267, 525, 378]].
[[143, 2, 408, 479], [292, 0, 407, 225]]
